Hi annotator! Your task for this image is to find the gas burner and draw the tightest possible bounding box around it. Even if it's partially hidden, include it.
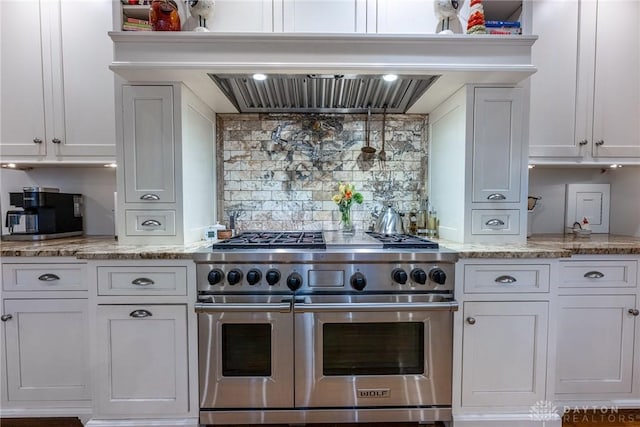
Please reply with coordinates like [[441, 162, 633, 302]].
[[213, 231, 326, 250], [365, 232, 439, 249]]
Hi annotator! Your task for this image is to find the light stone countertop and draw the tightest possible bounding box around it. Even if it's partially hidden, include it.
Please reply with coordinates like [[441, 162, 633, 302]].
[[1, 234, 639, 260]]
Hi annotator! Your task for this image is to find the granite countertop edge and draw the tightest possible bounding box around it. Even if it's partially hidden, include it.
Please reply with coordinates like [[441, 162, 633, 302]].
[[1, 234, 639, 259]]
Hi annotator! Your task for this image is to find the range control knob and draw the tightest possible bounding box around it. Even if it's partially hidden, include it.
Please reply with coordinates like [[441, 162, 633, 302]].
[[246, 269, 262, 285], [265, 269, 281, 286], [207, 269, 224, 285], [350, 272, 367, 291], [429, 268, 447, 285], [392, 268, 408, 285], [286, 272, 303, 291], [227, 269, 243, 286], [411, 268, 428, 285]]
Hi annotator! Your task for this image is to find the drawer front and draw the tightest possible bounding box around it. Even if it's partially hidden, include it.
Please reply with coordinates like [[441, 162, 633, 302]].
[[559, 260, 638, 288], [2, 263, 87, 291], [125, 210, 176, 236], [471, 209, 520, 235], [464, 264, 551, 293], [97, 266, 188, 296]]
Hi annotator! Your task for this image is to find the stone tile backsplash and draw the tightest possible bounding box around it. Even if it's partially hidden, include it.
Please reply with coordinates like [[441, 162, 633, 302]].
[[217, 113, 428, 232]]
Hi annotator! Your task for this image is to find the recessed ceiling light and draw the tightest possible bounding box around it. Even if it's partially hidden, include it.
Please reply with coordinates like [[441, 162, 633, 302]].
[[610, 164, 622, 169], [383, 74, 398, 82], [104, 163, 117, 168], [253, 73, 267, 81], [528, 164, 535, 169], [2, 163, 17, 168]]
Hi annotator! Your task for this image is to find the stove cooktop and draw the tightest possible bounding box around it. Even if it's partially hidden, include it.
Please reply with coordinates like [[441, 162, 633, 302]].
[[365, 232, 439, 249], [212, 231, 326, 249], [211, 231, 439, 250]]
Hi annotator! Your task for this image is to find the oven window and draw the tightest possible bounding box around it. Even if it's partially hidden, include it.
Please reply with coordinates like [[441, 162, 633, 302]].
[[221, 324, 271, 376], [322, 322, 424, 375]]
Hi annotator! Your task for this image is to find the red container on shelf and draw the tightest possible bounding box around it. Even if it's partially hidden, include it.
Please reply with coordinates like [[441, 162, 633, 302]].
[[149, 0, 181, 31]]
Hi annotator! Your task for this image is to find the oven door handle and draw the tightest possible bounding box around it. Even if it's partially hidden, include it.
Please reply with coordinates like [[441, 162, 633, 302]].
[[195, 301, 292, 313], [294, 300, 459, 313]]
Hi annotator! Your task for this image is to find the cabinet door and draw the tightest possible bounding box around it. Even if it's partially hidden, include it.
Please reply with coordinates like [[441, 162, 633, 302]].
[[590, 0, 640, 158], [0, 0, 47, 157], [95, 304, 189, 416], [375, 0, 441, 34], [283, 0, 367, 33], [2, 299, 89, 401], [472, 87, 523, 203], [461, 301, 548, 407], [555, 295, 637, 395], [122, 86, 176, 203], [528, 0, 581, 158], [52, 0, 116, 157], [207, 0, 277, 32]]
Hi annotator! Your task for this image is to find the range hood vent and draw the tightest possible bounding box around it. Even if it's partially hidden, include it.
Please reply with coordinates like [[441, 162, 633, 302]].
[[208, 74, 439, 114]]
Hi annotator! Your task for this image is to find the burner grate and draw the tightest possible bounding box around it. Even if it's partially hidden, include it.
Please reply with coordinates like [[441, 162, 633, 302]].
[[365, 232, 439, 249], [213, 231, 326, 249]]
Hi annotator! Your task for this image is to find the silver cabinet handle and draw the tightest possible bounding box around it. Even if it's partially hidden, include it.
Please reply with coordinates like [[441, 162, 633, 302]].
[[129, 309, 152, 318], [594, 140, 604, 146], [487, 193, 506, 200], [578, 139, 588, 146], [140, 194, 160, 201], [141, 220, 161, 227], [485, 219, 505, 226], [1, 314, 13, 322], [33, 138, 42, 144], [584, 271, 605, 279], [38, 273, 60, 281], [629, 309, 639, 316], [293, 301, 459, 313], [131, 277, 154, 286], [52, 138, 61, 144], [495, 275, 517, 284], [195, 302, 292, 314], [466, 317, 476, 325]]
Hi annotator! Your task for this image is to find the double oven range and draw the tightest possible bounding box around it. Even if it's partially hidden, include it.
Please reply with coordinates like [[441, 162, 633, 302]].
[[194, 231, 458, 425]]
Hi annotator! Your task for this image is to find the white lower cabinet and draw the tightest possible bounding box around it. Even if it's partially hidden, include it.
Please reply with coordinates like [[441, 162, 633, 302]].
[[94, 304, 189, 416], [461, 301, 548, 407], [555, 295, 636, 395], [0, 258, 90, 419], [3, 299, 90, 402]]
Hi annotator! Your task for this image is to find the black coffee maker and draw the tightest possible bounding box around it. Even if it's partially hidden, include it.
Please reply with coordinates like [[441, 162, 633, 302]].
[[3, 187, 84, 240]]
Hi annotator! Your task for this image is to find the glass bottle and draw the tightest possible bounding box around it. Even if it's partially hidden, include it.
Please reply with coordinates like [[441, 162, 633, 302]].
[[150, 0, 181, 31]]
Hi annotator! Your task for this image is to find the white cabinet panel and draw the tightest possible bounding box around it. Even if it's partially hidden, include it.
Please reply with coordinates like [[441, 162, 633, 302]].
[[464, 263, 550, 294], [95, 304, 189, 415], [3, 299, 89, 401], [471, 209, 520, 235], [461, 301, 548, 407], [555, 295, 637, 395], [558, 260, 637, 289], [2, 263, 87, 292], [97, 266, 188, 296], [122, 86, 176, 204], [472, 87, 523, 203], [375, 0, 441, 34], [283, 0, 367, 33], [207, 0, 277, 32]]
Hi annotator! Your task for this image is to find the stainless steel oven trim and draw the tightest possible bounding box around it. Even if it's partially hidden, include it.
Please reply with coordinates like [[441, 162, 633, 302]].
[[294, 300, 458, 312]]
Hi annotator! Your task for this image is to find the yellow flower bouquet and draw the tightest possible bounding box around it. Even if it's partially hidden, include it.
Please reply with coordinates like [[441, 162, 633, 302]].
[[332, 182, 363, 232]]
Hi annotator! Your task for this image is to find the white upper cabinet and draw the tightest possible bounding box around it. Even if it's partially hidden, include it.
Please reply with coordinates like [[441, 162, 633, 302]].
[[529, 0, 640, 163], [374, 0, 441, 34], [204, 0, 278, 32], [283, 0, 367, 32], [0, 0, 116, 162]]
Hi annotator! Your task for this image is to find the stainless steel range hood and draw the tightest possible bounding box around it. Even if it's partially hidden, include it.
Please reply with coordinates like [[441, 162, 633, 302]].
[[109, 33, 537, 114], [208, 73, 439, 114]]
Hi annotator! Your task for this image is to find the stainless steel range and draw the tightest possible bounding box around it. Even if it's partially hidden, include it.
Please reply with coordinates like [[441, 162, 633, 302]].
[[193, 231, 458, 425]]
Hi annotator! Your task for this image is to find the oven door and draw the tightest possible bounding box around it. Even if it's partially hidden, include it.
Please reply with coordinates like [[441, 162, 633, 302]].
[[195, 295, 294, 408], [293, 294, 457, 408]]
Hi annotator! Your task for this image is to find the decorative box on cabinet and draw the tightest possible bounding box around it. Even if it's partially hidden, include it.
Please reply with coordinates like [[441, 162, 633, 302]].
[[0, 0, 116, 163], [87, 259, 198, 426], [0, 258, 90, 419], [552, 256, 640, 401], [115, 82, 216, 245], [529, 0, 640, 164], [430, 85, 527, 243]]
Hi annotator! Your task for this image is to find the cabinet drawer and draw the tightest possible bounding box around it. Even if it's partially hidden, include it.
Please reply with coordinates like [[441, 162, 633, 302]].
[[97, 266, 188, 296], [559, 260, 638, 288], [125, 210, 176, 236], [2, 263, 87, 291], [471, 209, 520, 235], [464, 264, 550, 293]]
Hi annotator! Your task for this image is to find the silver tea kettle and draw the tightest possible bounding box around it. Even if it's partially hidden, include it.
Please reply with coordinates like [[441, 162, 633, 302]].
[[373, 203, 405, 234]]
